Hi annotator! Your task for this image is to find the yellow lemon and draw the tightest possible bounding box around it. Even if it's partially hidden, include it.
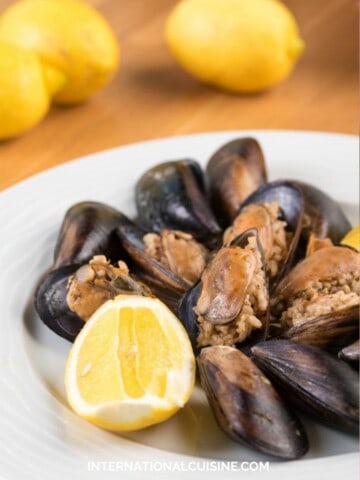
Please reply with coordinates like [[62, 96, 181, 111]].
[[0, 0, 120, 104], [165, 0, 305, 93], [341, 225, 360, 251], [64, 295, 195, 431], [0, 42, 62, 140]]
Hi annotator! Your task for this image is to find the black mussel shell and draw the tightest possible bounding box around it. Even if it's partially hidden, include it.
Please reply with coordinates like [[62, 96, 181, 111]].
[[206, 138, 267, 227], [35, 265, 84, 342], [290, 180, 351, 244], [135, 159, 221, 244], [198, 346, 308, 459], [53, 201, 126, 269], [283, 305, 359, 353], [178, 281, 202, 353], [239, 180, 304, 285], [116, 216, 189, 292], [251, 340, 359, 434], [339, 339, 360, 367]]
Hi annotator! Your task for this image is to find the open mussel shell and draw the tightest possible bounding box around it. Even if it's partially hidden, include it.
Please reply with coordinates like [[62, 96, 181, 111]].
[[339, 339, 360, 367], [135, 159, 221, 245], [290, 180, 351, 244], [239, 180, 304, 285], [53, 201, 126, 269], [35, 265, 84, 342], [206, 138, 267, 227], [251, 340, 359, 434], [274, 245, 359, 351], [198, 346, 308, 459], [178, 229, 269, 354], [116, 216, 189, 310], [274, 245, 359, 300], [283, 304, 359, 353]]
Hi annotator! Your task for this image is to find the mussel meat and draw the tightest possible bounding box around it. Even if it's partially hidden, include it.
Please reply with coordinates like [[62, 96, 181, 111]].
[[251, 340, 359, 434], [66, 255, 152, 320], [142, 229, 209, 286], [35, 256, 151, 341], [116, 219, 192, 293], [197, 345, 308, 459]]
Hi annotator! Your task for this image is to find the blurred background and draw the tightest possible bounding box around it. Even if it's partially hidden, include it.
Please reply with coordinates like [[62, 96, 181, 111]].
[[0, 0, 358, 190]]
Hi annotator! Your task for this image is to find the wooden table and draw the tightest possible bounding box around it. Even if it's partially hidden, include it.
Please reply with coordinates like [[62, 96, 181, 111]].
[[0, 0, 358, 191]]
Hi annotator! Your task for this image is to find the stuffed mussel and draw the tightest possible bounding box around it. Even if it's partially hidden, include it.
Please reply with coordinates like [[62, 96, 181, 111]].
[[116, 215, 210, 311], [35, 202, 149, 341], [272, 243, 360, 351], [179, 229, 269, 353]]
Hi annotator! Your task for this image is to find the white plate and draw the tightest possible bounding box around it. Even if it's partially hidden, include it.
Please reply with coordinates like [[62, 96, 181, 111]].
[[0, 131, 358, 480]]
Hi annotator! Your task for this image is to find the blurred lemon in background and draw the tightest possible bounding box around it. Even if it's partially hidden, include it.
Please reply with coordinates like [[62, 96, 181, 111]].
[[165, 0, 305, 93], [0, 0, 120, 105], [0, 43, 61, 139]]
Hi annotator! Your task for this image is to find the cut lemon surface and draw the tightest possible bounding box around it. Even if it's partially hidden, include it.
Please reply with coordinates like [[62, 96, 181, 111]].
[[65, 295, 195, 431]]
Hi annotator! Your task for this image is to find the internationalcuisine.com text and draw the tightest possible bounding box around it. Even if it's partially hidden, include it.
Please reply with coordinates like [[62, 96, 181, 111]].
[[87, 460, 270, 472]]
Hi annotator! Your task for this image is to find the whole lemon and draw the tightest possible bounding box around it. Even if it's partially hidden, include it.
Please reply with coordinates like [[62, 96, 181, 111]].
[[0, 43, 53, 140], [165, 0, 305, 93], [0, 0, 120, 104]]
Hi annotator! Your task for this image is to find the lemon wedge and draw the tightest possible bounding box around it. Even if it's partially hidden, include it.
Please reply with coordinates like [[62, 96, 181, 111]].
[[65, 295, 195, 431], [341, 225, 360, 251]]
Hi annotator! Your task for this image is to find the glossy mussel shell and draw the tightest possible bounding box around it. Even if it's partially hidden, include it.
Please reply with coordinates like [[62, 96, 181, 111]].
[[198, 346, 308, 459], [53, 201, 126, 268], [35, 265, 84, 342], [283, 305, 359, 353], [206, 137, 267, 226], [290, 180, 351, 244], [251, 340, 359, 434], [35, 201, 128, 341], [338, 339, 360, 367], [135, 159, 221, 244]]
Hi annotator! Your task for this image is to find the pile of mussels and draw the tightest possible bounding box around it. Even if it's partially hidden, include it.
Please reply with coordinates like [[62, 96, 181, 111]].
[[35, 138, 359, 460]]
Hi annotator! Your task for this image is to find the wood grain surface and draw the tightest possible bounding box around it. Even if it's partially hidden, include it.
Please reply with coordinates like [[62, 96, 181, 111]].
[[0, 0, 358, 191]]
